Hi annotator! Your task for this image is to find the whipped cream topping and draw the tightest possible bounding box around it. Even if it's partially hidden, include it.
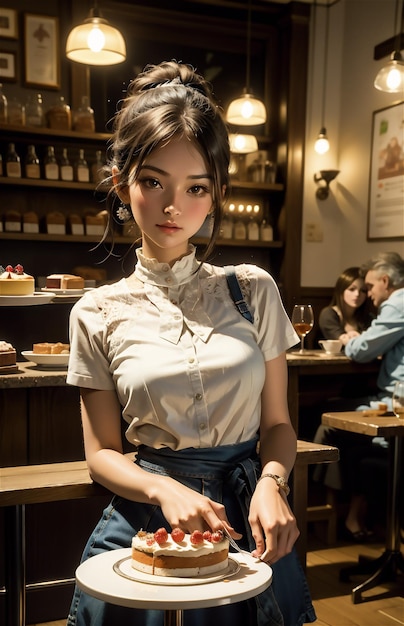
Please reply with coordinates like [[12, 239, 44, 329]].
[[132, 533, 229, 558]]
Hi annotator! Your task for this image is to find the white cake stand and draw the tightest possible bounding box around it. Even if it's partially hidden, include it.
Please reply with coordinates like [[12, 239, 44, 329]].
[[76, 548, 272, 626]]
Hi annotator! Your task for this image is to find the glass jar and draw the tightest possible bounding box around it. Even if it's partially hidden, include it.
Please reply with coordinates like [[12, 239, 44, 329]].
[[73, 96, 95, 132], [8, 98, 25, 126], [26, 93, 44, 127], [46, 96, 72, 130]]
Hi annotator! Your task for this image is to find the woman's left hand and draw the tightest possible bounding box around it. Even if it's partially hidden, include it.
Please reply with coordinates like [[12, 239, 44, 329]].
[[248, 477, 299, 564]]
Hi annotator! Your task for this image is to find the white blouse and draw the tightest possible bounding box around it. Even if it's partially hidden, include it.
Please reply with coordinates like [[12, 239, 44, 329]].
[[67, 246, 298, 450]]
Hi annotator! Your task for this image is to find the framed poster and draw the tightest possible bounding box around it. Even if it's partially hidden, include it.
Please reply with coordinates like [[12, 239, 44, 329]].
[[0, 50, 16, 81], [0, 8, 18, 39], [368, 101, 404, 240], [24, 13, 60, 89]]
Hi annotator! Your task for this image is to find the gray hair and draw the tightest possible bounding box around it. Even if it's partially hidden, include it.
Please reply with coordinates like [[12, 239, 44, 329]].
[[360, 252, 404, 289]]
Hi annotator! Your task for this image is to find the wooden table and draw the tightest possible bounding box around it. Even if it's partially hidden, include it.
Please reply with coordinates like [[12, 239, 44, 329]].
[[322, 411, 404, 603], [287, 351, 380, 433]]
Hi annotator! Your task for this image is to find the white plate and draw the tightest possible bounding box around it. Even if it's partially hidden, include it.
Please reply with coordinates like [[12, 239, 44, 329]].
[[21, 351, 70, 367], [41, 287, 84, 295], [113, 555, 240, 586], [0, 292, 56, 306]]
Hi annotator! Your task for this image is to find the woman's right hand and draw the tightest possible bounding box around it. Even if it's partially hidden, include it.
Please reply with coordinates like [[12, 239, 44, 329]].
[[154, 475, 242, 539]]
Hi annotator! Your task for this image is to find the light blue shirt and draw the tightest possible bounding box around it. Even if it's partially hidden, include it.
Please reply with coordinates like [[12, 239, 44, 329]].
[[345, 288, 404, 394]]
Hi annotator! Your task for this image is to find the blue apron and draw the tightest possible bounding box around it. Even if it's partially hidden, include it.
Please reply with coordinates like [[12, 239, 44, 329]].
[[68, 438, 316, 626]]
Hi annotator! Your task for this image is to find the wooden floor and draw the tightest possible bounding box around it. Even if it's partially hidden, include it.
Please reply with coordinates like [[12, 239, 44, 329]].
[[32, 536, 404, 626]]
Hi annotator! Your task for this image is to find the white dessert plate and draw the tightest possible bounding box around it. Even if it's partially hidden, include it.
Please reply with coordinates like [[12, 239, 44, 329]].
[[41, 287, 84, 295], [21, 351, 70, 367], [0, 292, 56, 306], [113, 555, 240, 586]]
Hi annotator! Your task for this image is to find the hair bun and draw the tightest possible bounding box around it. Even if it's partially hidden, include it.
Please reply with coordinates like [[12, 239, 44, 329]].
[[130, 61, 213, 100]]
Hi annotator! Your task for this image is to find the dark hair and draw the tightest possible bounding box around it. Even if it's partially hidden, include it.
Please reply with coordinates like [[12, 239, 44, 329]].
[[100, 60, 230, 264], [330, 267, 374, 332], [360, 252, 404, 289]]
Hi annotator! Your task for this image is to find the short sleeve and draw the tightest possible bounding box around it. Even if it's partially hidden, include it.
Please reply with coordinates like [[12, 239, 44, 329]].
[[66, 292, 115, 390], [243, 265, 299, 360]]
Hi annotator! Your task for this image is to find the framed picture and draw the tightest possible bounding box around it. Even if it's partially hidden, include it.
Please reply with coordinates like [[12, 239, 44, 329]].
[[24, 13, 60, 89], [368, 101, 404, 240], [0, 50, 16, 81], [0, 8, 18, 39]]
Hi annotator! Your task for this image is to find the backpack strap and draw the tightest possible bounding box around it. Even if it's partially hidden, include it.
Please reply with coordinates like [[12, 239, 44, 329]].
[[224, 265, 254, 324]]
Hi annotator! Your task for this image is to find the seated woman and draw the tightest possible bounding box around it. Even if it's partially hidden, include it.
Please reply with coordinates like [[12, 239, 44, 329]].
[[319, 266, 375, 344]]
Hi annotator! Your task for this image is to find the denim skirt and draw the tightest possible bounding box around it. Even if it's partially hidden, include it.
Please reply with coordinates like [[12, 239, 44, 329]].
[[67, 438, 316, 626]]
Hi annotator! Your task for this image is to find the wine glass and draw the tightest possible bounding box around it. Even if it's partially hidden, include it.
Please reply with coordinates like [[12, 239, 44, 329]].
[[292, 304, 314, 353], [392, 381, 404, 419]]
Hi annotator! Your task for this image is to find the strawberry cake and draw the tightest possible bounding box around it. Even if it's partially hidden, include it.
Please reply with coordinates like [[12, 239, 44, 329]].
[[0, 264, 35, 296], [131, 528, 229, 577]]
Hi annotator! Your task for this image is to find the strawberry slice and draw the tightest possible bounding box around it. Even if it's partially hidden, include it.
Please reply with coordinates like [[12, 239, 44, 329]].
[[211, 530, 224, 543]]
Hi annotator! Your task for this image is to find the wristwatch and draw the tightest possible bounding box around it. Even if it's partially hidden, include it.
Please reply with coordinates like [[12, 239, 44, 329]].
[[257, 473, 290, 496]]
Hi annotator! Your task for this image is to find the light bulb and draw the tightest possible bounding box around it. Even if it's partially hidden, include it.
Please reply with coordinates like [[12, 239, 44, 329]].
[[386, 67, 402, 91], [88, 26, 105, 52], [314, 128, 330, 155]]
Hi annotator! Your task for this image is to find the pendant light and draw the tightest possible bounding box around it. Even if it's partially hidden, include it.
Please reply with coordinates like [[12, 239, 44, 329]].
[[226, 0, 267, 126], [374, 0, 404, 93], [66, 1, 126, 66], [314, 0, 330, 155], [229, 133, 259, 154]]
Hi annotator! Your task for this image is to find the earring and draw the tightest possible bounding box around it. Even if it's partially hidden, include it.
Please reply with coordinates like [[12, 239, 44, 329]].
[[114, 202, 132, 224]]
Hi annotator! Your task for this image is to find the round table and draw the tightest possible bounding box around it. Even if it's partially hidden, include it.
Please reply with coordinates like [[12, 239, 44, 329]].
[[76, 548, 272, 626]]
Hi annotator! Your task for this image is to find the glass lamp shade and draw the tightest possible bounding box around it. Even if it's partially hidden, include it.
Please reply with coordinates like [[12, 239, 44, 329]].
[[314, 128, 330, 155], [226, 93, 267, 126], [374, 52, 404, 93], [66, 17, 126, 66], [229, 133, 259, 154]]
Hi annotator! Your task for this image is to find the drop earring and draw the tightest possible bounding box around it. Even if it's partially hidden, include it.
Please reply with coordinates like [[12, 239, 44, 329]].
[[114, 202, 132, 224]]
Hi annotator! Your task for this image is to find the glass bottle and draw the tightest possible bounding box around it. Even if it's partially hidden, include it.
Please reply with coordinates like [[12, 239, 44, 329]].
[[44, 146, 59, 180], [60, 148, 74, 182], [6, 143, 21, 178], [233, 217, 246, 240], [220, 214, 233, 239], [75, 149, 90, 182], [73, 95, 95, 132], [8, 97, 25, 126], [260, 220, 273, 242], [46, 96, 71, 130], [247, 215, 260, 241], [91, 150, 104, 183], [25, 93, 44, 127], [25, 145, 41, 179], [0, 83, 8, 124]]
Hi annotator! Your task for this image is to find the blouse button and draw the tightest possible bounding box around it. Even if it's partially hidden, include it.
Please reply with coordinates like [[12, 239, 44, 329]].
[[171, 299, 178, 305], [165, 277, 173, 284], [199, 423, 206, 431], [163, 265, 170, 272], [195, 393, 203, 401], [188, 357, 195, 364]]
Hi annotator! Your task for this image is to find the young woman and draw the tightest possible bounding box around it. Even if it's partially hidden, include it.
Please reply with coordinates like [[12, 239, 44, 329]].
[[319, 266, 374, 345], [66, 61, 316, 626]]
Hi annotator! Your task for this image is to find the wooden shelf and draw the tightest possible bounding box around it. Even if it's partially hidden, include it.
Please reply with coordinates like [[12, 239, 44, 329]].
[[0, 176, 102, 192], [0, 124, 110, 142], [0, 231, 283, 248]]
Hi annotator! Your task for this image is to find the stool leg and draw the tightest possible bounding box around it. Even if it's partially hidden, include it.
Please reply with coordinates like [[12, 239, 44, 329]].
[[5, 505, 26, 626]]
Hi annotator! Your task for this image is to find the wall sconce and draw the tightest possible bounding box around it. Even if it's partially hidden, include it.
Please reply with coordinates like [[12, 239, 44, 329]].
[[66, 1, 126, 66], [314, 169, 340, 200], [229, 133, 259, 154]]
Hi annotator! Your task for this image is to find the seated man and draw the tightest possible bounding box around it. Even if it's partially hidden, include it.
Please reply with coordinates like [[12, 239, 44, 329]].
[[314, 251, 404, 541]]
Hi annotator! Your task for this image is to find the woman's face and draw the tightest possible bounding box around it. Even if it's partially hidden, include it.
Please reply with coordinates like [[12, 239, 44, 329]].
[[124, 137, 214, 264], [343, 278, 367, 309]]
